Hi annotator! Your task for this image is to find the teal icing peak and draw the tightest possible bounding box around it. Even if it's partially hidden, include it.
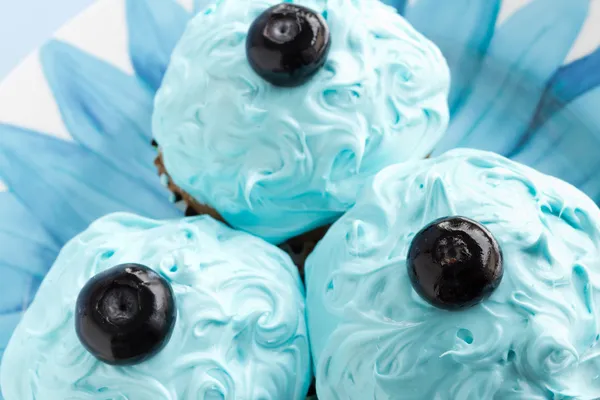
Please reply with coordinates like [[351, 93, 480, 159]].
[[1, 214, 311, 399], [153, 0, 450, 244], [306, 148, 600, 399]]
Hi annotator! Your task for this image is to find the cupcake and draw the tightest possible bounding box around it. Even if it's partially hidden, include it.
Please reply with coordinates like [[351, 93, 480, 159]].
[[305, 149, 600, 399], [1, 214, 311, 399], [152, 0, 450, 246]]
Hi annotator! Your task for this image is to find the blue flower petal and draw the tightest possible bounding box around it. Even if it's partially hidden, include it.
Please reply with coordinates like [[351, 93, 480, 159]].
[[528, 46, 600, 133], [380, 0, 407, 14], [40, 40, 159, 186], [126, 0, 190, 91], [547, 46, 600, 104], [194, 0, 215, 13], [0, 125, 181, 244], [0, 193, 58, 277], [405, 0, 501, 112], [512, 86, 600, 202], [0, 192, 58, 366], [433, 0, 589, 156]]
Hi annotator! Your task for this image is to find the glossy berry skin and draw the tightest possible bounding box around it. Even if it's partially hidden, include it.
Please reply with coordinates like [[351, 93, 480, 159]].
[[75, 263, 176, 365], [246, 3, 331, 87], [407, 216, 503, 310]]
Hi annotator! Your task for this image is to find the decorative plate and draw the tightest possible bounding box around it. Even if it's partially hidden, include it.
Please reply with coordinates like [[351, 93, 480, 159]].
[[0, 0, 599, 398]]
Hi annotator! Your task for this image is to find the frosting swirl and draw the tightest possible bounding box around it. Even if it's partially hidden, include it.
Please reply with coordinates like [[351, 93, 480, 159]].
[[305, 148, 600, 399], [152, 0, 450, 243], [1, 214, 311, 399]]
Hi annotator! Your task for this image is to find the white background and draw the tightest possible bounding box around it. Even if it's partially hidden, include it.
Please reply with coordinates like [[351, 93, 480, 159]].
[[0, 0, 94, 78], [0, 0, 599, 80]]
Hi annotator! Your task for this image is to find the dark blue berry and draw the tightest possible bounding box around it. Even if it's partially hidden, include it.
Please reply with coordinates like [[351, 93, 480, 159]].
[[75, 263, 176, 365], [246, 3, 331, 87], [407, 216, 503, 310]]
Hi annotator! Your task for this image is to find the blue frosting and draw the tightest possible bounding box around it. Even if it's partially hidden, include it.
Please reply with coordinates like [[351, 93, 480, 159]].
[[153, 0, 450, 244], [1, 213, 311, 399], [306, 148, 600, 399]]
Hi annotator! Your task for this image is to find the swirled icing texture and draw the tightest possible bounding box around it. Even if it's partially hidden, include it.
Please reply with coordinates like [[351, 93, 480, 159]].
[[1, 213, 311, 399], [305, 148, 600, 399], [152, 0, 450, 244]]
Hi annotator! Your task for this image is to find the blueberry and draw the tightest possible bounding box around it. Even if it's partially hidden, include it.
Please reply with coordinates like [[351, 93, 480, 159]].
[[246, 3, 331, 87], [75, 263, 176, 365], [407, 216, 503, 310]]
